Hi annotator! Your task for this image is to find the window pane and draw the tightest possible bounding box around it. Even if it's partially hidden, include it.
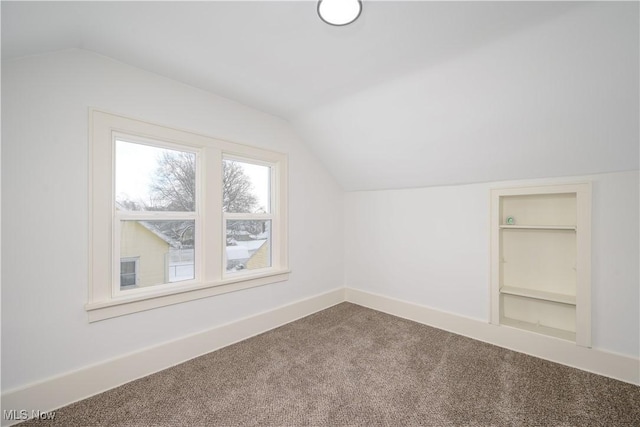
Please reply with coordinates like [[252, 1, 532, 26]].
[[120, 259, 137, 287], [226, 220, 271, 272], [121, 274, 136, 287], [120, 220, 195, 290], [223, 159, 270, 213], [121, 260, 136, 275], [116, 139, 196, 212]]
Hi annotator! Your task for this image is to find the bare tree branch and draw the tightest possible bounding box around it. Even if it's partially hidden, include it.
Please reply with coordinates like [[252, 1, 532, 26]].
[[222, 160, 258, 213], [138, 155, 260, 246]]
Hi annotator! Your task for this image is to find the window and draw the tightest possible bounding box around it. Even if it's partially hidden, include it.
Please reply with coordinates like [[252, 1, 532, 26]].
[[87, 110, 289, 321], [115, 139, 199, 294], [120, 257, 139, 288], [223, 158, 274, 274]]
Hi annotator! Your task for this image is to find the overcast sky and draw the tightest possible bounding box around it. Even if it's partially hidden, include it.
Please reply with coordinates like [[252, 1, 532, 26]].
[[115, 139, 269, 211]]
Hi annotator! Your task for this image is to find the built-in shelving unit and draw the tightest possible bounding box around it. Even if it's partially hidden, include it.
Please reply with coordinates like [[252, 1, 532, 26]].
[[490, 183, 591, 347]]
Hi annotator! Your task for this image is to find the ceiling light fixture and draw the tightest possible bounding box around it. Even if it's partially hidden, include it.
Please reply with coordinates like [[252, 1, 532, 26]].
[[318, 0, 362, 26]]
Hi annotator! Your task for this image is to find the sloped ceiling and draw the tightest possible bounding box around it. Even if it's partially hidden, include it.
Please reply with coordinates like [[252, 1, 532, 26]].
[[3, 1, 638, 190]]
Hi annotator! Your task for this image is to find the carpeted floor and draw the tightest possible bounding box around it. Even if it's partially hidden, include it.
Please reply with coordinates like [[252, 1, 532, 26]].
[[20, 302, 640, 426]]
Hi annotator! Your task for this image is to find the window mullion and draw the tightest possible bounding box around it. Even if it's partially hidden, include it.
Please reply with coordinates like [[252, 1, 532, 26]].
[[203, 147, 223, 283], [115, 212, 197, 221], [223, 213, 273, 221]]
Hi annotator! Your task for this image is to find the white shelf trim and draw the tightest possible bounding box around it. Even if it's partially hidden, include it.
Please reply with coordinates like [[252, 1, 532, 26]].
[[500, 286, 576, 305], [500, 225, 576, 231], [500, 316, 576, 342]]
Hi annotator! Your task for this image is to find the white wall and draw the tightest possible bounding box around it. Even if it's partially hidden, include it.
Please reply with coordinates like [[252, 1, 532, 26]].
[[345, 171, 639, 358], [294, 3, 639, 191], [1, 49, 344, 392]]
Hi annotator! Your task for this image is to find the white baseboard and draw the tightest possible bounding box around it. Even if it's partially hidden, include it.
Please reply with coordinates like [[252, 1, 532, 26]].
[[345, 287, 639, 386], [3, 286, 637, 427], [1, 288, 345, 427]]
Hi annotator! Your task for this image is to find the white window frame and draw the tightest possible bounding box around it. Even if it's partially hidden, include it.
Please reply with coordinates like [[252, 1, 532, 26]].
[[223, 155, 278, 277], [112, 135, 201, 298], [87, 110, 289, 322]]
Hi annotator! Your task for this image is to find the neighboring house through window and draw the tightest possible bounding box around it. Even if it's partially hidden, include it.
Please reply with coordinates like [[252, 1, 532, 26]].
[[87, 110, 289, 322]]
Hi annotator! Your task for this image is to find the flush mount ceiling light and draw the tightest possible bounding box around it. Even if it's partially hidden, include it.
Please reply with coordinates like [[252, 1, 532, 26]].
[[318, 0, 362, 26]]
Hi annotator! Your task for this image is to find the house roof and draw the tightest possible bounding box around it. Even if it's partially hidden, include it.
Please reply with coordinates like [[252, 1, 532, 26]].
[[138, 222, 180, 248], [235, 240, 267, 252], [115, 201, 181, 247], [226, 245, 250, 261]]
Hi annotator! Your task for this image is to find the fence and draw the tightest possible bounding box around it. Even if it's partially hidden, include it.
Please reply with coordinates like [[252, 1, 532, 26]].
[[167, 248, 194, 282]]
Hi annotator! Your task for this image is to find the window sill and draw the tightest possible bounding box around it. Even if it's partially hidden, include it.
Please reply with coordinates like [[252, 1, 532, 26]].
[[85, 270, 290, 322]]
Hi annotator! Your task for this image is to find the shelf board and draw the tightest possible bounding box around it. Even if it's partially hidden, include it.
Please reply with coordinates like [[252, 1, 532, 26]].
[[500, 225, 576, 231], [500, 286, 576, 305], [500, 317, 576, 342]]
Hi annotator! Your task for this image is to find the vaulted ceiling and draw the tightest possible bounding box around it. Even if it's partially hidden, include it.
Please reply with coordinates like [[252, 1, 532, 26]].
[[3, 1, 638, 190]]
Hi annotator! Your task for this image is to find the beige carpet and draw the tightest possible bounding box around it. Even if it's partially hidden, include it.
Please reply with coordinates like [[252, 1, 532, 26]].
[[20, 303, 640, 426]]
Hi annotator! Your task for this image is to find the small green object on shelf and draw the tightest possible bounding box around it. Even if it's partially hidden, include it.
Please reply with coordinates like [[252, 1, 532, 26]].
[[506, 216, 515, 225]]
